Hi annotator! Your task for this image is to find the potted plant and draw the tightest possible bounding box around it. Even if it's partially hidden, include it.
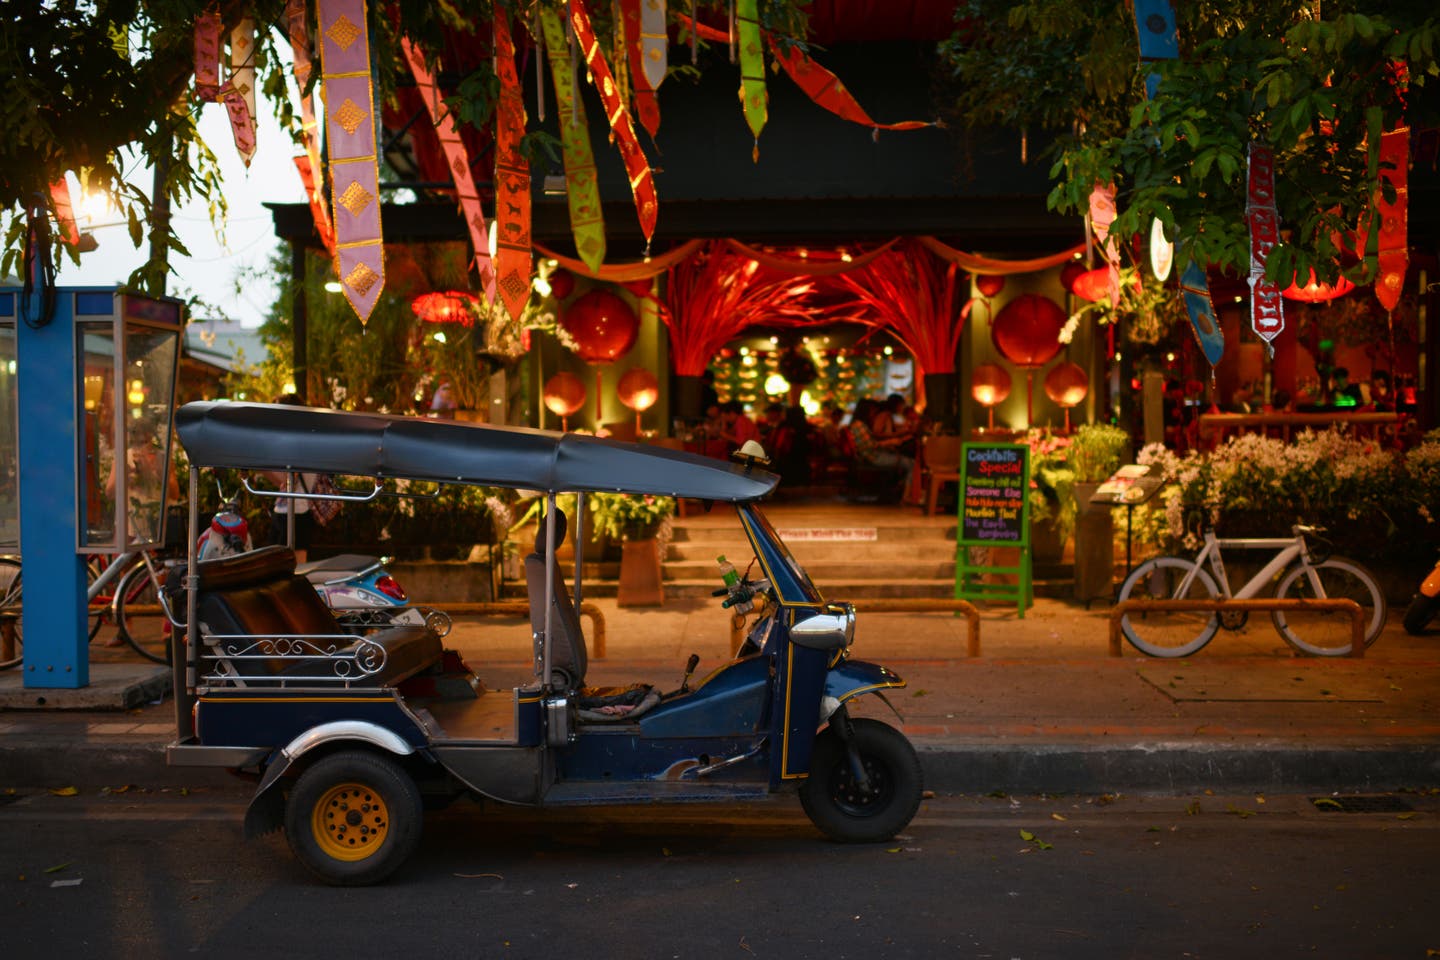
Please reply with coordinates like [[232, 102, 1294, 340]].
[[1022, 429, 1075, 564], [590, 493, 676, 606], [1067, 423, 1131, 602]]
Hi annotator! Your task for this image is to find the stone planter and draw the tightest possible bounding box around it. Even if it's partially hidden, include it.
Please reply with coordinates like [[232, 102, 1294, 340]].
[[618, 537, 665, 607], [1030, 507, 1067, 565], [1072, 481, 1115, 603]]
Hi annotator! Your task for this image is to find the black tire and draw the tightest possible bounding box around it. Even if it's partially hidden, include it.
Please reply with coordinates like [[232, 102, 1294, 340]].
[[284, 750, 423, 886], [1115, 556, 1221, 657], [1272, 556, 1387, 656], [1403, 592, 1440, 636], [114, 561, 171, 664], [0, 556, 20, 669], [800, 718, 923, 843]]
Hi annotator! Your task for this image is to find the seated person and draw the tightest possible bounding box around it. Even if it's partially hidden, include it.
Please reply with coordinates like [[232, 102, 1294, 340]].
[[848, 398, 914, 499], [716, 400, 761, 458], [1368, 371, 1394, 411], [1331, 367, 1362, 407]]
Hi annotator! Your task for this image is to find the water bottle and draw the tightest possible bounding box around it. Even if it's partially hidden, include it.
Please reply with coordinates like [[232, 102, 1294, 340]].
[[716, 555, 753, 613], [717, 555, 740, 591]]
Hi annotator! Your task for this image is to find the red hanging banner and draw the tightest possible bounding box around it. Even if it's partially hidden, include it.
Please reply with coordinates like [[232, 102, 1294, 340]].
[[1245, 141, 1285, 347], [769, 40, 935, 132], [49, 179, 80, 247], [1088, 183, 1120, 307], [402, 38, 497, 301], [620, 0, 661, 138], [1374, 126, 1409, 312], [492, 9, 533, 320], [569, 0, 658, 244], [294, 155, 336, 254]]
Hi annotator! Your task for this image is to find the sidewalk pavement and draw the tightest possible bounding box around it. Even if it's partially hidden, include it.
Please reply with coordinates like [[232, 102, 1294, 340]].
[[3, 596, 1439, 795]]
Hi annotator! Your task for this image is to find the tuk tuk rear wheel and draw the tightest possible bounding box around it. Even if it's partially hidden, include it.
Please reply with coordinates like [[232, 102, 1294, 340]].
[[800, 718, 922, 843], [284, 750, 422, 886]]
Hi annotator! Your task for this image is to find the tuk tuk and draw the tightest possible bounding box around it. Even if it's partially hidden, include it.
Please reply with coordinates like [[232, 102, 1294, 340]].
[[166, 402, 922, 885]]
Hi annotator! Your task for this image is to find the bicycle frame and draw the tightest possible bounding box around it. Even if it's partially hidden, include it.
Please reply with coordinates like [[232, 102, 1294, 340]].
[[1178, 530, 1314, 601]]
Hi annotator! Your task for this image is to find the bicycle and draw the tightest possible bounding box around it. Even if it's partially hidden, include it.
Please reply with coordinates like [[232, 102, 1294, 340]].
[[1115, 524, 1386, 657]]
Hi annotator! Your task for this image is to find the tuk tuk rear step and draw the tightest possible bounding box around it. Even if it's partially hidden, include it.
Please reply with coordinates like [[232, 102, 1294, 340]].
[[542, 780, 775, 806]]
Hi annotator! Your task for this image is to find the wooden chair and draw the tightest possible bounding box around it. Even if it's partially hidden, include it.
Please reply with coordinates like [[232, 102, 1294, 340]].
[[922, 434, 962, 516]]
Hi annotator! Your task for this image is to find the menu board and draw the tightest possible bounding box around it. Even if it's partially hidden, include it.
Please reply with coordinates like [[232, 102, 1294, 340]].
[[958, 442, 1030, 547]]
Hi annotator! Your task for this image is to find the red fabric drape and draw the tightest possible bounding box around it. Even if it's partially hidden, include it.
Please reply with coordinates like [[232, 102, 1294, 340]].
[[917, 236, 1085, 275], [535, 239, 706, 282], [723, 239, 898, 276], [835, 239, 967, 375]]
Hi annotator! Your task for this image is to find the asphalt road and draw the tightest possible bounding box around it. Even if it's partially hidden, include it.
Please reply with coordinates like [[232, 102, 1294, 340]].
[[3, 787, 1438, 959]]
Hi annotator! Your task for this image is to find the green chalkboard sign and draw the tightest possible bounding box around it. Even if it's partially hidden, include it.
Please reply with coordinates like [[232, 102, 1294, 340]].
[[957, 442, 1031, 547]]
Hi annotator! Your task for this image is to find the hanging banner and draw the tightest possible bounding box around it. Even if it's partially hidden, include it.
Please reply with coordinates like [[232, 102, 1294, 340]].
[[1245, 141, 1284, 348], [294, 155, 336, 254], [1088, 183, 1121, 307], [621, 0, 661, 138], [285, 0, 313, 89], [492, 8, 533, 320], [769, 41, 935, 132], [401, 38, 497, 300], [285, 0, 330, 248], [318, 0, 385, 324], [640, 0, 668, 91], [193, 11, 257, 165], [736, 0, 766, 159], [1180, 256, 1224, 366], [1374, 126, 1409, 312], [229, 18, 258, 166], [569, 0, 658, 243], [539, 9, 607, 273], [48, 179, 80, 247]]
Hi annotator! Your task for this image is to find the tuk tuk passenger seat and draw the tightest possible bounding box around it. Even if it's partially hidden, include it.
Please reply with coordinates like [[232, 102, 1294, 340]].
[[525, 510, 587, 689]]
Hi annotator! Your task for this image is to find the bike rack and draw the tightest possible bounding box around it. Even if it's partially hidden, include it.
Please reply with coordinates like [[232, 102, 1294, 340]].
[[1108, 597, 1366, 658], [854, 599, 983, 658]]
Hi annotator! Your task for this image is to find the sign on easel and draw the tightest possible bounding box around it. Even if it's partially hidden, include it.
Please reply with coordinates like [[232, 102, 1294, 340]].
[[955, 442, 1032, 617]]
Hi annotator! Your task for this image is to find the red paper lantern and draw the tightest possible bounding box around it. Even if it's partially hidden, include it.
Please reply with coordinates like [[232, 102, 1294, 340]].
[[970, 363, 1012, 406], [991, 294, 1066, 368], [549, 269, 576, 301], [975, 274, 1005, 298], [617, 367, 660, 411], [543, 372, 586, 430], [1281, 269, 1356, 302], [1043, 362, 1089, 407], [561, 289, 639, 363], [1059, 260, 1088, 293], [411, 290, 478, 326], [1070, 268, 1112, 303]]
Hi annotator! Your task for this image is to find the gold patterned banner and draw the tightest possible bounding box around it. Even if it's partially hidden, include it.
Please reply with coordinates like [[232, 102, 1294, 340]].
[[736, 0, 766, 160], [622, 0, 661, 137], [492, 9, 533, 321], [568, 0, 657, 243], [539, 9, 606, 273], [401, 38, 497, 301], [318, 0, 384, 324], [229, 18, 258, 166]]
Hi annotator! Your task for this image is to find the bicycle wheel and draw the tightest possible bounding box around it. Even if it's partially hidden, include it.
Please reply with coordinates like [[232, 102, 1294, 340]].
[[1272, 556, 1387, 657], [1115, 556, 1221, 657], [86, 555, 114, 642], [0, 556, 20, 668], [114, 561, 172, 665]]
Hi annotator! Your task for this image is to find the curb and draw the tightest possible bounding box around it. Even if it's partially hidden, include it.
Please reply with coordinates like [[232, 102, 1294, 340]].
[[4, 738, 1438, 796]]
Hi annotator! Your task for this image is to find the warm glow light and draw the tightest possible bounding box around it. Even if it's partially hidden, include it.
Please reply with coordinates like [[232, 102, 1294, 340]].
[[533, 275, 553, 297], [1070, 268, 1112, 303], [127, 378, 146, 407], [324, 280, 343, 293], [432, 331, 447, 343], [883, 346, 893, 356], [1282, 270, 1356, 302], [800, 390, 820, 416], [764, 374, 790, 396], [282, 382, 297, 395], [1149, 218, 1174, 281]]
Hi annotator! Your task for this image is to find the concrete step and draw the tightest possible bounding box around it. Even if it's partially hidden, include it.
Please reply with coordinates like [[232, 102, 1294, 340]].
[[664, 577, 961, 600], [664, 559, 958, 581]]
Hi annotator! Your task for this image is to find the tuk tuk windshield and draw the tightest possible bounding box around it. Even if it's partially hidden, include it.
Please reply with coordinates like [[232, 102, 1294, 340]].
[[742, 504, 823, 604]]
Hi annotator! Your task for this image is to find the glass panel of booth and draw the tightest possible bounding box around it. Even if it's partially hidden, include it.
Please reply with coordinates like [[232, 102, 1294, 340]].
[[77, 320, 119, 547], [0, 298, 16, 550]]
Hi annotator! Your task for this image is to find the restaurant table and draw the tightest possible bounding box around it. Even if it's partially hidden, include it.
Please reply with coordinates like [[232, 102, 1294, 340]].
[[1196, 410, 1402, 447]]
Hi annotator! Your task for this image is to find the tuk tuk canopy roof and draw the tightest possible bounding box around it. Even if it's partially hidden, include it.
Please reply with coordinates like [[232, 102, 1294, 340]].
[[175, 402, 779, 501]]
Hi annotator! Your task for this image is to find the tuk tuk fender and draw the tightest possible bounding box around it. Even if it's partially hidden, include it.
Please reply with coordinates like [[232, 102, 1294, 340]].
[[1421, 562, 1440, 598], [242, 721, 418, 839], [820, 660, 907, 725]]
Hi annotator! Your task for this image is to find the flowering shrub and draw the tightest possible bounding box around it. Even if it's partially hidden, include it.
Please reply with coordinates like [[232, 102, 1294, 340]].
[[589, 492, 676, 541], [1022, 429, 1076, 539], [1136, 428, 1428, 564]]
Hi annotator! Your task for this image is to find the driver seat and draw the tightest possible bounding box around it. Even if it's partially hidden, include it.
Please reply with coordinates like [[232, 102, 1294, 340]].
[[524, 509, 587, 690]]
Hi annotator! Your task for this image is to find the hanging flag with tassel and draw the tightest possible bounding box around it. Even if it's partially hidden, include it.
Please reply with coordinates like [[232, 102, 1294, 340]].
[[402, 38, 497, 300], [318, 0, 384, 324], [229, 17, 258, 166], [540, 9, 607, 273], [640, 0, 668, 90], [736, 0, 766, 160], [568, 0, 657, 244], [193, 10, 257, 165], [1180, 255, 1224, 367], [285, 0, 331, 253], [768, 40, 936, 132], [1245, 141, 1285, 352], [621, 0, 661, 138], [49, 179, 81, 247], [492, 8, 533, 320], [1088, 183, 1121, 307], [1374, 125, 1409, 312]]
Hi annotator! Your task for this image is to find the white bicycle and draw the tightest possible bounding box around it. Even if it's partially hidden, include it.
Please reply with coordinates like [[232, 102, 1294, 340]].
[[1116, 525, 1386, 657]]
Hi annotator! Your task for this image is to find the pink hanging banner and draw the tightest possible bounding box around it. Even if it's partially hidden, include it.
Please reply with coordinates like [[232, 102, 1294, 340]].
[[285, 0, 329, 246], [193, 9, 257, 164], [318, 0, 384, 324], [1245, 141, 1285, 347], [1088, 183, 1120, 306], [285, 0, 313, 89], [492, 9, 533, 321], [569, 0, 658, 243], [402, 38, 497, 302], [1374, 126, 1409, 312]]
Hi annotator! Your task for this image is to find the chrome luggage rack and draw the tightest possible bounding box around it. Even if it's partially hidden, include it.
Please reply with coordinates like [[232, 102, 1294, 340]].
[[200, 630, 388, 687]]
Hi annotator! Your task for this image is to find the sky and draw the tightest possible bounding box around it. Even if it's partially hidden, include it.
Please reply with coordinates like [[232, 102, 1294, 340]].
[[59, 103, 304, 329]]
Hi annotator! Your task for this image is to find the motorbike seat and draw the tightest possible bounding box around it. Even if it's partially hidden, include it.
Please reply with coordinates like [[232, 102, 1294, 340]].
[[524, 509, 587, 690]]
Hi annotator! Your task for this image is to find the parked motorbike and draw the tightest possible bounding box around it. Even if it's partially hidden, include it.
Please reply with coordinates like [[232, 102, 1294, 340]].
[[297, 554, 450, 635], [1403, 556, 1440, 634]]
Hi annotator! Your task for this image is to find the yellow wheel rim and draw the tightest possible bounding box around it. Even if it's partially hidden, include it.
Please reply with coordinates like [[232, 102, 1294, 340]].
[[310, 781, 391, 862]]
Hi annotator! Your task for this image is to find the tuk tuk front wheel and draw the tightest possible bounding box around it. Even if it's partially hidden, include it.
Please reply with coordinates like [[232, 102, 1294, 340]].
[[284, 750, 423, 886], [800, 718, 922, 843]]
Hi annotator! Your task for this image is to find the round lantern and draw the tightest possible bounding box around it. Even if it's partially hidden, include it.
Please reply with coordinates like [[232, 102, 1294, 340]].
[[1059, 260, 1088, 294], [992, 294, 1066, 428], [543, 372, 586, 431], [1043, 361, 1089, 432], [561, 289, 639, 363], [411, 290, 478, 326], [617, 366, 660, 434], [970, 362, 1012, 432], [975, 274, 1005, 298], [548, 269, 576, 301], [1282, 269, 1356, 302], [1070, 268, 1112, 303]]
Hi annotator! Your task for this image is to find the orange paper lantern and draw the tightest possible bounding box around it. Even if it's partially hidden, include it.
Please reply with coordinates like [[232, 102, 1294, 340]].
[[992, 294, 1065, 368], [1281, 269, 1356, 302], [970, 362, 1012, 431], [617, 366, 660, 434], [561, 289, 640, 363], [1059, 260, 1088, 293], [411, 290, 478, 326], [1069, 268, 1112, 303], [975, 274, 1005, 298], [1044, 361, 1089, 431], [543, 372, 586, 431]]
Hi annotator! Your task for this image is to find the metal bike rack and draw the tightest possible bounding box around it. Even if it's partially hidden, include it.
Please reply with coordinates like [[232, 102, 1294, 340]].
[[1109, 597, 1366, 658]]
